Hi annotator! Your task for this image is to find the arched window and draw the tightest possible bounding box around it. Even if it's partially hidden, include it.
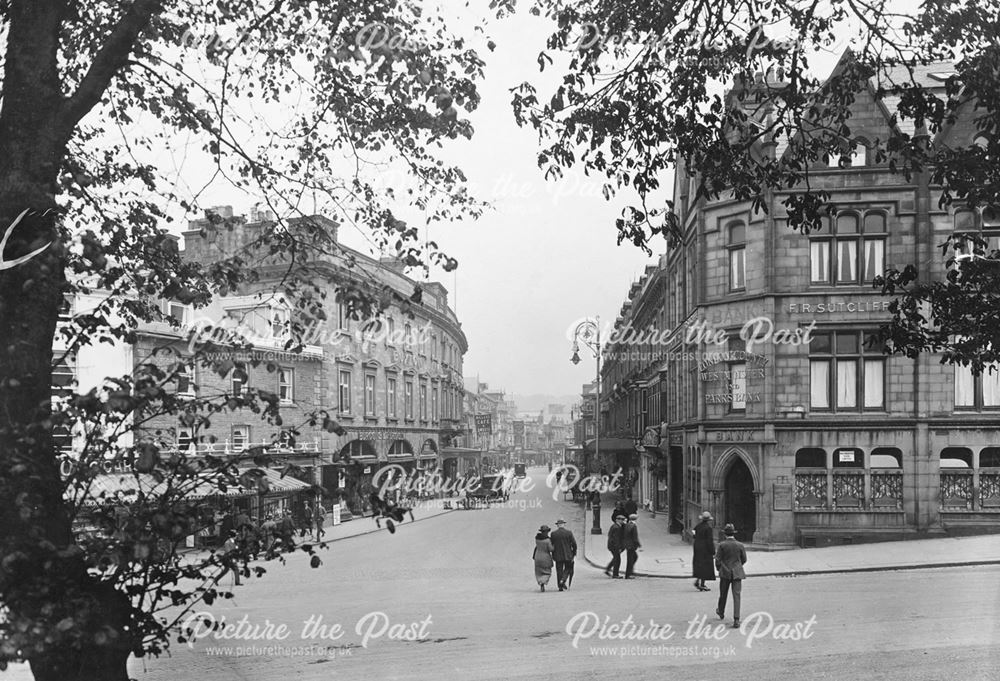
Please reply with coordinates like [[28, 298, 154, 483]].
[[795, 448, 826, 468], [979, 447, 1000, 468], [940, 447, 973, 468], [870, 447, 902, 468]]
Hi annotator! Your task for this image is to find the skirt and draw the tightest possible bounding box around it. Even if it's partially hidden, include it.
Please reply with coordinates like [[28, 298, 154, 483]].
[[534, 564, 552, 585]]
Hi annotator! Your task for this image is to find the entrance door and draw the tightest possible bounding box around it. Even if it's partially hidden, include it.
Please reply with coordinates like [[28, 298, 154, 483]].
[[724, 458, 756, 543], [669, 449, 683, 533]]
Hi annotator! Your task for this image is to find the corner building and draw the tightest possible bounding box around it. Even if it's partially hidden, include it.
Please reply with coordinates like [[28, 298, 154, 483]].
[[653, 57, 1000, 546]]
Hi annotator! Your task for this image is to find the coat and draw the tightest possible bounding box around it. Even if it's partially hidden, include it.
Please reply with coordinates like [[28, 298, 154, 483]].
[[550, 527, 577, 562], [715, 537, 748, 580], [606, 522, 624, 552], [533, 535, 554, 585], [623, 499, 638, 516], [621, 521, 641, 550], [692, 520, 716, 580]]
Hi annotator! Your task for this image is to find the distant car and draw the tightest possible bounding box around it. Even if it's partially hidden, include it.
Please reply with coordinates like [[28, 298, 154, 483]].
[[465, 474, 506, 508], [514, 463, 526, 478]]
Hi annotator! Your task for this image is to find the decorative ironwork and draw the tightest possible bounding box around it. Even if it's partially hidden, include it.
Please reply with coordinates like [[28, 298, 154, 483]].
[[980, 473, 1000, 506], [833, 473, 864, 509], [871, 472, 903, 509], [794, 473, 827, 509], [940, 472, 973, 509]]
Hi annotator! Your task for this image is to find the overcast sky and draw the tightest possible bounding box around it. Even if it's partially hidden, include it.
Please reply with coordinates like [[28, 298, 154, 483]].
[[349, 9, 662, 398]]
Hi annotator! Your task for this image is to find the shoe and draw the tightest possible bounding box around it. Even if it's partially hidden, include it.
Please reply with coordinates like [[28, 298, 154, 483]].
[[605, 569, 612, 577], [540, 584, 545, 592], [612, 575, 623, 579], [624, 576, 635, 579], [716, 609, 724, 620], [699, 586, 711, 592], [732, 619, 740, 629], [694, 580, 700, 590]]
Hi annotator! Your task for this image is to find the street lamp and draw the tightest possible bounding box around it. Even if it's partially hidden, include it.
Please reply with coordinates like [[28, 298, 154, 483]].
[[570, 317, 602, 535]]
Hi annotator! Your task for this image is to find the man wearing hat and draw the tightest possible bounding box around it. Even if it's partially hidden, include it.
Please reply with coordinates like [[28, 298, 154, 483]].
[[550, 518, 577, 591], [692, 511, 716, 592], [622, 513, 641, 578], [715, 523, 748, 628]]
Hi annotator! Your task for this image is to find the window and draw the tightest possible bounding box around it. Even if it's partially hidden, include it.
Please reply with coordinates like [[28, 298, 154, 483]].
[[954, 364, 1000, 410], [404, 323, 412, 348], [809, 331, 885, 410], [726, 221, 746, 291], [432, 386, 439, 421], [365, 374, 376, 415], [829, 140, 866, 168], [271, 306, 290, 341], [226, 305, 283, 340], [177, 427, 194, 453], [337, 302, 348, 330], [940, 447, 974, 510], [278, 368, 293, 403], [231, 365, 248, 397], [175, 362, 194, 396], [338, 370, 352, 413], [419, 383, 428, 420], [231, 425, 250, 452], [161, 299, 190, 326], [387, 317, 396, 343], [387, 377, 398, 418], [431, 334, 438, 360], [795, 447, 903, 510], [810, 211, 886, 285], [405, 380, 414, 419]]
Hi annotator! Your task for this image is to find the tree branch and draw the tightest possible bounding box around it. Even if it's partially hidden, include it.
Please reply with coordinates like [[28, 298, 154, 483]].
[[58, 0, 164, 134]]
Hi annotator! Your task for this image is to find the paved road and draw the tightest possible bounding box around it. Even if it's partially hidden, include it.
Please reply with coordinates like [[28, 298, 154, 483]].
[[6, 466, 1000, 680]]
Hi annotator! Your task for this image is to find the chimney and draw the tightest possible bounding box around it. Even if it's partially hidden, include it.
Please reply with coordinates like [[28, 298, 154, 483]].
[[209, 205, 234, 218]]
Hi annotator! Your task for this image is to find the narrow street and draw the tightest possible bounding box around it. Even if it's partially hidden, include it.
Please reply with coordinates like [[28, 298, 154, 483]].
[[65, 467, 1000, 680]]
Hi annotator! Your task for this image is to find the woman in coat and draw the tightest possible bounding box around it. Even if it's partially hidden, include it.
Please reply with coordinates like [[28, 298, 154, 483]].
[[532, 525, 555, 592], [692, 511, 716, 591]]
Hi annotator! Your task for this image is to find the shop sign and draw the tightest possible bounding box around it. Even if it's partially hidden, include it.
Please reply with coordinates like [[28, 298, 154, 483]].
[[708, 430, 759, 442], [363, 466, 372, 474], [332, 504, 342, 525], [787, 299, 890, 315], [837, 449, 856, 463]]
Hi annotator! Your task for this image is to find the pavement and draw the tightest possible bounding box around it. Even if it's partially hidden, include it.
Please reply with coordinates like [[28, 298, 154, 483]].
[[570, 490, 1000, 578]]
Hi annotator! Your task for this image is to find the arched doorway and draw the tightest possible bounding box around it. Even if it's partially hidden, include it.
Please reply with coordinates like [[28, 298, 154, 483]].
[[724, 458, 756, 543]]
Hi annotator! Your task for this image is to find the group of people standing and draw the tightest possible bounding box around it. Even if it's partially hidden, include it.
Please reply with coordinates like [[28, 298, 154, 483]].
[[691, 511, 748, 628], [532, 519, 577, 592], [605, 500, 641, 579]]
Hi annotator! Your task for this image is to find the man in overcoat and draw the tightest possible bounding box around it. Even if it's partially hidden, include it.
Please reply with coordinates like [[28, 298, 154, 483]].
[[715, 523, 748, 628], [622, 513, 641, 578], [550, 518, 578, 591], [604, 515, 625, 578]]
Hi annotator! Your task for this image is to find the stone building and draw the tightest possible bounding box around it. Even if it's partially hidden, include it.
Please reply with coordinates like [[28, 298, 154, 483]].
[[148, 207, 469, 519], [603, 55, 1000, 546]]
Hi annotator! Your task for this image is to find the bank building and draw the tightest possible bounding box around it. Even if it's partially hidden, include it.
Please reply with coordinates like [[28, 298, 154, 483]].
[[599, 55, 1000, 547]]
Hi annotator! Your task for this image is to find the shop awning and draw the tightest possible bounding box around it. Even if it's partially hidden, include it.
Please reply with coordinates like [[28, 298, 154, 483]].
[[418, 452, 439, 460], [71, 472, 256, 506], [258, 468, 312, 494], [583, 438, 641, 454]]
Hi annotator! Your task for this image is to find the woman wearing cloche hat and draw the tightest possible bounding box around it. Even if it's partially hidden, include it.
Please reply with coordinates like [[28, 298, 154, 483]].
[[692, 511, 716, 591], [532, 525, 554, 592]]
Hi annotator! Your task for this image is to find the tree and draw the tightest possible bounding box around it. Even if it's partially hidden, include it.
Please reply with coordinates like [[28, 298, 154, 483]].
[[0, 2, 488, 679], [496, 0, 1000, 368]]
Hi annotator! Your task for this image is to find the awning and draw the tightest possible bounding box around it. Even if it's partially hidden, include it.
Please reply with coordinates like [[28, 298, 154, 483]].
[[583, 438, 641, 454], [71, 472, 255, 506], [418, 452, 439, 460], [258, 468, 312, 494], [441, 447, 482, 455]]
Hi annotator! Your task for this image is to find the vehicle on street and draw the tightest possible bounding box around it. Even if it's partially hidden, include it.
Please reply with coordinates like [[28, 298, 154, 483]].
[[514, 463, 526, 478]]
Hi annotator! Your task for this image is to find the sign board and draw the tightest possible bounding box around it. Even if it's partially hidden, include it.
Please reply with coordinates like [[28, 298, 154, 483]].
[[772, 484, 793, 511], [475, 413, 493, 434], [363, 466, 371, 474], [837, 449, 855, 463], [331, 504, 342, 526]]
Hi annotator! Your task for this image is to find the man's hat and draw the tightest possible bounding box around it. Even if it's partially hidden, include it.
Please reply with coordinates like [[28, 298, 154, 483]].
[[699, 511, 712, 520], [723, 523, 736, 536], [628, 513, 638, 520], [555, 519, 567, 525]]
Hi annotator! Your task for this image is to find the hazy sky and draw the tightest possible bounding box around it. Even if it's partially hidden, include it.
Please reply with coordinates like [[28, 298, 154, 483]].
[[341, 9, 662, 398]]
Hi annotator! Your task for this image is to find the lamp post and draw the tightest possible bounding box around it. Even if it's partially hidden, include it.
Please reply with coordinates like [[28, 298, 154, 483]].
[[571, 317, 602, 535]]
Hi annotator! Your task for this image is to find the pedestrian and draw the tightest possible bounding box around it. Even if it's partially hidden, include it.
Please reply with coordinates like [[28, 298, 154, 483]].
[[277, 511, 296, 549], [609, 500, 626, 526], [623, 497, 638, 518], [532, 524, 555, 592], [692, 511, 716, 592], [222, 530, 242, 586], [261, 513, 277, 550], [715, 523, 748, 629], [623, 513, 641, 578], [313, 501, 327, 540], [550, 518, 577, 591], [604, 515, 625, 578]]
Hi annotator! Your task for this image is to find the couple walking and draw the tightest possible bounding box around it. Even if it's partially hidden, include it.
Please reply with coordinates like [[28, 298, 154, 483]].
[[604, 513, 640, 579], [692, 511, 748, 628], [532, 519, 577, 592]]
